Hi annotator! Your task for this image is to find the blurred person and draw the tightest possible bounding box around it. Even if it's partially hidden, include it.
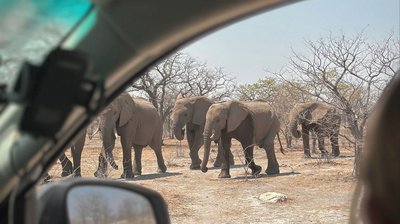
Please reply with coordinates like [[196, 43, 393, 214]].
[[351, 73, 400, 224]]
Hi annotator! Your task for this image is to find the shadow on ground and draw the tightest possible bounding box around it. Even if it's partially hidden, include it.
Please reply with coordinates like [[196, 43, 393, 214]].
[[206, 164, 245, 171], [232, 171, 301, 180], [117, 172, 182, 181], [308, 155, 354, 159]]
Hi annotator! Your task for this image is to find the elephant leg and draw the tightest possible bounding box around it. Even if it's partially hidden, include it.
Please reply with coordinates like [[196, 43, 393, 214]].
[[330, 130, 340, 157], [242, 142, 261, 176], [263, 140, 280, 175], [301, 126, 311, 158], [132, 145, 142, 176], [71, 132, 86, 177], [43, 172, 51, 183], [94, 131, 116, 178], [187, 130, 202, 169], [214, 141, 235, 167], [311, 132, 317, 154], [120, 137, 134, 179], [218, 134, 231, 178], [94, 154, 108, 178], [317, 133, 328, 156], [70, 146, 80, 177], [152, 145, 167, 174], [229, 150, 235, 166], [59, 152, 73, 177]]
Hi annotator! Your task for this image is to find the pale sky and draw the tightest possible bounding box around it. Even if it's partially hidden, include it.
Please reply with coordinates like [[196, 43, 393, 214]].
[[182, 0, 400, 84]]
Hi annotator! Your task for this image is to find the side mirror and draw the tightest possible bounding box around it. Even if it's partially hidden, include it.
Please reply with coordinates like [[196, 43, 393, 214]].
[[36, 179, 170, 224]]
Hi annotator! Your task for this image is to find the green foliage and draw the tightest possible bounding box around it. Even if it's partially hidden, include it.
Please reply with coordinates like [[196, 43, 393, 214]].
[[237, 76, 312, 104], [237, 77, 277, 101]]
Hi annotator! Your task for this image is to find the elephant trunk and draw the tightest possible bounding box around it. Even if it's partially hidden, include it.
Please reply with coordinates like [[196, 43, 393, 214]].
[[289, 114, 302, 139], [201, 129, 211, 173], [173, 123, 184, 141]]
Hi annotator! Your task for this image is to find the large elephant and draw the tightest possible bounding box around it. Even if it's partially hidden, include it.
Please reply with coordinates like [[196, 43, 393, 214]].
[[171, 96, 234, 169], [94, 92, 167, 179], [201, 100, 281, 178], [288, 101, 341, 157]]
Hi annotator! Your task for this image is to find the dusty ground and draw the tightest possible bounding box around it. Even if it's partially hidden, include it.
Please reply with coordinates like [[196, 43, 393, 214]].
[[49, 136, 357, 224]]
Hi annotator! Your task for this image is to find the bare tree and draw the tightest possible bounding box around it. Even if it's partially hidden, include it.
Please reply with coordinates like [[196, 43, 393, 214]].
[[178, 60, 236, 100], [130, 52, 236, 138], [277, 31, 399, 176], [131, 52, 188, 123]]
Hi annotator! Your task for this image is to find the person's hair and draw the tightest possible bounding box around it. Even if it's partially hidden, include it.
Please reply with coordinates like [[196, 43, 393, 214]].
[[351, 74, 400, 223]]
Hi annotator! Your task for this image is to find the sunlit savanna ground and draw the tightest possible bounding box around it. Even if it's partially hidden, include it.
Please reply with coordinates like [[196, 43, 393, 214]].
[[48, 136, 357, 224]]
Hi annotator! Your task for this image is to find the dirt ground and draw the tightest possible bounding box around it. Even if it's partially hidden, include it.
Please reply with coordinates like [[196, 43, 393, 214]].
[[49, 136, 357, 224]]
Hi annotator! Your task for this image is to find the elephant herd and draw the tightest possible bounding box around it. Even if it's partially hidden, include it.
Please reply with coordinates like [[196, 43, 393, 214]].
[[52, 93, 341, 180]]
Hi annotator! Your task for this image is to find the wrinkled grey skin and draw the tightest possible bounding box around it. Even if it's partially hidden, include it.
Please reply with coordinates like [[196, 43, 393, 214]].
[[288, 102, 341, 157], [201, 100, 281, 178], [171, 96, 234, 169], [94, 93, 167, 179]]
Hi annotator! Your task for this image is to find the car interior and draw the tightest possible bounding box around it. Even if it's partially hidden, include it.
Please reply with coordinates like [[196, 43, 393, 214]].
[[0, 0, 398, 223]]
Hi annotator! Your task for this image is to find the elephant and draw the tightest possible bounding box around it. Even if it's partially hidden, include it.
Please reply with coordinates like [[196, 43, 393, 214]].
[[94, 92, 167, 179], [201, 100, 282, 178], [171, 96, 234, 169], [288, 101, 341, 157]]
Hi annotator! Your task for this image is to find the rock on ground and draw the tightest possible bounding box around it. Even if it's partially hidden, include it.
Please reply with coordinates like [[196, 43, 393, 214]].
[[259, 192, 287, 203]]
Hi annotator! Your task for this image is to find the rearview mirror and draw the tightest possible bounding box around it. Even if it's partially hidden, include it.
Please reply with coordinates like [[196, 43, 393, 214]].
[[36, 179, 170, 224], [67, 186, 156, 224]]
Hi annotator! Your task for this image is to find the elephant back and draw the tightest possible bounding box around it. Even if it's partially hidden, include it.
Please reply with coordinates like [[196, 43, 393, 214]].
[[132, 98, 161, 124]]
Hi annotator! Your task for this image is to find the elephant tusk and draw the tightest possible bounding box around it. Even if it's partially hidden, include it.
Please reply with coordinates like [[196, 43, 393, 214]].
[[93, 126, 100, 138], [210, 133, 215, 139], [210, 130, 216, 140]]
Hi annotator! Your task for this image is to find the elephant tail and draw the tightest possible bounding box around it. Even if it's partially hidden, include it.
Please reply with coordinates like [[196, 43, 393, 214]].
[[276, 133, 285, 155]]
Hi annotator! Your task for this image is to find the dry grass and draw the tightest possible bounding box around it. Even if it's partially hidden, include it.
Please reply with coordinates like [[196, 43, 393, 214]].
[[48, 137, 357, 223]]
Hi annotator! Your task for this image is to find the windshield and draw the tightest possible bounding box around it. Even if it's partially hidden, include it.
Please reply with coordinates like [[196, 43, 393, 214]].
[[0, 0, 91, 86]]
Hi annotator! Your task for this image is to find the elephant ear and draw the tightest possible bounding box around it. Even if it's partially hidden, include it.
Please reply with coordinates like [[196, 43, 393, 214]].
[[227, 101, 248, 133], [176, 92, 184, 100], [310, 103, 331, 123], [118, 94, 135, 127], [192, 97, 211, 126]]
